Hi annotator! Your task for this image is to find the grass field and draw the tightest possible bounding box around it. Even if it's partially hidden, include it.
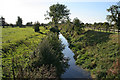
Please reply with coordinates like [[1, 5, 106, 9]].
[[2, 26, 50, 78]]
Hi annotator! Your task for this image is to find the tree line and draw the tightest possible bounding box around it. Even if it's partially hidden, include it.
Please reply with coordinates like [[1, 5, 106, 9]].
[[1, 1, 120, 34], [0, 16, 47, 28]]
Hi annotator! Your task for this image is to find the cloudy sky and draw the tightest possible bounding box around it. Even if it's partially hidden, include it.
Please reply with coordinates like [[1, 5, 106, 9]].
[[0, 0, 119, 24]]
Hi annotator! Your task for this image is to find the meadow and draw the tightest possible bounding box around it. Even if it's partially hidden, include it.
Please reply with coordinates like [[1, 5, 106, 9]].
[[2, 26, 50, 78], [2, 26, 68, 79], [1, 24, 119, 79]]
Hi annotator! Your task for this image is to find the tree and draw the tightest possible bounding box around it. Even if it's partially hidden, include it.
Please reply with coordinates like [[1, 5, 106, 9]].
[[9, 23, 14, 27], [45, 3, 70, 27], [73, 18, 81, 26], [94, 22, 97, 30], [98, 22, 103, 32], [73, 17, 81, 29], [1, 17, 5, 28], [16, 16, 22, 27], [103, 22, 109, 32], [34, 21, 40, 32], [85, 23, 89, 28], [73, 17, 83, 34], [81, 23, 85, 29], [106, 4, 119, 30], [26, 22, 33, 26]]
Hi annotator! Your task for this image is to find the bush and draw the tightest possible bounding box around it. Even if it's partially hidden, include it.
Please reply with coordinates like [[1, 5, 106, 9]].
[[17, 64, 57, 79], [34, 22, 40, 32], [107, 58, 120, 78], [30, 33, 69, 77], [50, 26, 59, 33]]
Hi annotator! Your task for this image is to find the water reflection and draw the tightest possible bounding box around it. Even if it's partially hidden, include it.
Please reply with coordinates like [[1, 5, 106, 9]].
[[59, 33, 91, 78]]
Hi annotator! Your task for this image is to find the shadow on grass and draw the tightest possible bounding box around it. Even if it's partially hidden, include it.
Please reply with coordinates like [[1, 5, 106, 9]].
[[39, 31, 44, 34], [80, 30, 112, 46]]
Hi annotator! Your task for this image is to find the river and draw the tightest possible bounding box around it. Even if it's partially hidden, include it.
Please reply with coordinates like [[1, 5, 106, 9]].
[[59, 33, 92, 79]]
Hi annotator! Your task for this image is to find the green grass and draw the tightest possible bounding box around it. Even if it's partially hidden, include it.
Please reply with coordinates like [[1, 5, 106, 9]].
[[73, 31, 118, 78], [60, 25, 119, 78], [85, 28, 118, 34], [2, 26, 50, 78]]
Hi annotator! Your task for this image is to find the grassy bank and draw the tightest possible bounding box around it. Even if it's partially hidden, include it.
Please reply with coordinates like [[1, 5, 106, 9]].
[[59, 24, 119, 79], [2, 26, 68, 79], [2, 27, 49, 78]]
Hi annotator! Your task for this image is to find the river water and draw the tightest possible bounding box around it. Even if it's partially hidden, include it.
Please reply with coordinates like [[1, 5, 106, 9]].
[[59, 33, 91, 78]]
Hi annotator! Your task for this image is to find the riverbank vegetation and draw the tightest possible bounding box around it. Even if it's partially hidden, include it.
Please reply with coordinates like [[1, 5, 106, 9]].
[[59, 21, 119, 79], [2, 26, 68, 79], [1, 2, 120, 79]]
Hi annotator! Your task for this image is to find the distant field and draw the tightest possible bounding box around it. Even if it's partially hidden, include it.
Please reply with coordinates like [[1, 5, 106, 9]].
[[2, 26, 49, 78]]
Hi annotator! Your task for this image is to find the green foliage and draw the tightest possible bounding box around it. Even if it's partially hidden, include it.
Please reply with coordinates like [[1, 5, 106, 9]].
[[16, 64, 57, 79], [107, 58, 120, 78], [16, 16, 22, 27], [103, 22, 109, 32], [34, 22, 40, 32], [31, 33, 68, 77], [2, 27, 50, 78], [0, 17, 5, 28], [50, 27, 59, 33], [26, 22, 33, 26], [73, 17, 81, 28], [45, 3, 70, 25], [60, 26, 119, 79], [2, 27, 68, 78], [72, 17, 84, 34], [107, 5, 119, 24]]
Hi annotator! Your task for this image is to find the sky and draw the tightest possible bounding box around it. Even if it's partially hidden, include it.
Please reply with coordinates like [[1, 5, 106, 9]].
[[0, 0, 119, 24]]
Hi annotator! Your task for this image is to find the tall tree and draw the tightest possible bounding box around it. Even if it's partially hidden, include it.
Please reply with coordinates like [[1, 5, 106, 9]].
[[34, 21, 40, 32], [73, 17, 82, 32], [107, 1, 120, 62], [106, 5, 119, 30], [94, 22, 97, 30], [1, 17, 5, 28], [103, 22, 109, 32], [45, 3, 70, 27], [16, 16, 22, 27]]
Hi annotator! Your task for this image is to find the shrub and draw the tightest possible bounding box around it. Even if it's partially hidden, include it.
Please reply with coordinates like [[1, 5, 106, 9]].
[[50, 26, 60, 33], [107, 58, 120, 78], [30, 33, 69, 77], [34, 22, 40, 32], [17, 64, 57, 79]]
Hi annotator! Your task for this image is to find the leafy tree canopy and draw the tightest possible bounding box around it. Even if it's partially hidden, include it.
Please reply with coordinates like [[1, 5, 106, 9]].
[[16, 16, 22, 27], [45, 3, 70, 26], [73, 17, 82, 27], [106, 5, 119, 25]]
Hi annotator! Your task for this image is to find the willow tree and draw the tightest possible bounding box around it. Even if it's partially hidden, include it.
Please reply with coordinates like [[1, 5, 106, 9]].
[[45, 3, 70, 27]]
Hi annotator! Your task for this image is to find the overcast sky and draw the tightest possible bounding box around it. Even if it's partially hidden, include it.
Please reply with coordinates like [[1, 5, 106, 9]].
[[0, 0, 119, 24]]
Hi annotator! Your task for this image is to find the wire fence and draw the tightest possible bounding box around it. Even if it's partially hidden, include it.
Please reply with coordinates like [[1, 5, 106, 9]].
[[85, 27, 119, 34]]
